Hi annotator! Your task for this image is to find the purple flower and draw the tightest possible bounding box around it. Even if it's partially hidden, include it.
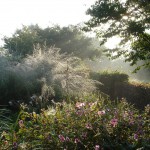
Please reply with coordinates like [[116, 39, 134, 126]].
[[86, 123, 93, 130], [74, 138, 80, 143], [13, 142, 18, 149], [129, 111, 133, 116], [58, 135, 65, 142], [95, 145, 100, 150], [134, 134, 138, 140], [110, 118, 118, 127], [81, 132, 87, 139]]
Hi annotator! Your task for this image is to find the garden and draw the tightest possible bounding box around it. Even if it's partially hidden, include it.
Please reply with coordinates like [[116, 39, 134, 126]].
[[0, 0, 150, 149]]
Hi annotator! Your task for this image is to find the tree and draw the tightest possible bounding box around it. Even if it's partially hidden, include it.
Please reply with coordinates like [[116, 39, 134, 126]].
[[3, 25, 101, 59], [4, 25, 41, 56], [84, 0, 150, 70]]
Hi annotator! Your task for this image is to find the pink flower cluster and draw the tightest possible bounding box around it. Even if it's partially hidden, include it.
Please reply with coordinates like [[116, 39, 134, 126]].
[[75, 102, 85, 109], [58, 135, 66, 142], [58, 135, 70, 142], [59, 135, 80, 144]]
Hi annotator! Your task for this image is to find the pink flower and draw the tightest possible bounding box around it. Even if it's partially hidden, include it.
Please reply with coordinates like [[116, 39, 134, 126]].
[[81, 132, 87, 139], [95, 145, 100, 150], [98, 110, 105, 116], [86, 123, 93, 130], [66, 137, 70, 142], [58, 135, 65, 142], [74, 138, 80, 143], [75, 102, 85, 109], [18, 120, 24, 127], [110, 118, 118, 127]]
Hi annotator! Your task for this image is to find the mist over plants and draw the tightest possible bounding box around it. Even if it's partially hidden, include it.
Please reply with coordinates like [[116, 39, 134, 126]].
[[0, 0, 150, 149], [86, 56, 150, 83], [0, 46, 98, 106]]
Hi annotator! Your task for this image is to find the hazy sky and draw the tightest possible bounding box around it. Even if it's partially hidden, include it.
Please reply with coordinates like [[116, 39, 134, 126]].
[[0, 0, 95, 45]]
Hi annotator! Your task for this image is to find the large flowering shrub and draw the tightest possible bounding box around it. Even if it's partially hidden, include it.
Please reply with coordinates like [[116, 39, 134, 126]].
[[0, 47, 98, 105], [0, 95, 149, 149]]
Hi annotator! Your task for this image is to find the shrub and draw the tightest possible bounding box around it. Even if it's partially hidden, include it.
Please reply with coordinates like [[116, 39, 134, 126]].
[[90, 71, 150, 109], [0, 56, 31, 105], [90, 71, 129, 84], [18, 46, 97, 99], [90, 71, 129, 99], [0, 47, 97, 105]]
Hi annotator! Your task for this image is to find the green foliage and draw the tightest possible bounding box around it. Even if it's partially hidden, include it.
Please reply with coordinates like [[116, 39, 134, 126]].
[[90, 71, 129, 83], [0, 109, 13, 133], [90, 71, 129, 99], [0, 55, 32, 104], [0, 71, 30, 104], [3, 25, 101, 59], [0, 95, 149, 149], [130, 33, 150, 71], [4, 25, 40, 56], [84, 0, 150, 70]]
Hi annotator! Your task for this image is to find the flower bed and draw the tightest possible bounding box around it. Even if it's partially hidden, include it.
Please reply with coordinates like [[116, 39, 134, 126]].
[[0, 95, 150, 149]]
